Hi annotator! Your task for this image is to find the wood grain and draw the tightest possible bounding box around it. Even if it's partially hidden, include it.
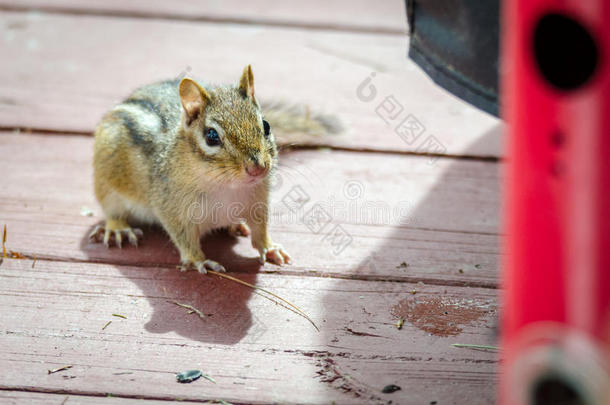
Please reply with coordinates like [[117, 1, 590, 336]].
[[0, 258, 498, 404], [0, 3, 502, 404], [0, 0, 408, 34], [0, 391, 208, 404], [0, 132, 501, 287], [0, 11, 502, 158]]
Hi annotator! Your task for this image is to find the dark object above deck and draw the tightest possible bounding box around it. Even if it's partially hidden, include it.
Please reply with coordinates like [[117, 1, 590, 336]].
[[406, 0, 499, 117]]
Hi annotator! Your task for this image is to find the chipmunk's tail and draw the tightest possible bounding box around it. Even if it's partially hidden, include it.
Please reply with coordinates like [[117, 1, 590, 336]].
[[260, 100, 343, 144]]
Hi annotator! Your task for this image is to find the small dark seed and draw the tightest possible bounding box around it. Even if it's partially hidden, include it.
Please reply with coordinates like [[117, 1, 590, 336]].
[[176, 369, 202, 383], [382, 384, 401, 393]]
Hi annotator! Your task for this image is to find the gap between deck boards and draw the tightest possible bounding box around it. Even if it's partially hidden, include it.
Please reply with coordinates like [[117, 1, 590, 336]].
[[0, 386, 222, 404], [0, 128, 501, 163], [3, 255, 498, 290], [0, 3, 407, 35]]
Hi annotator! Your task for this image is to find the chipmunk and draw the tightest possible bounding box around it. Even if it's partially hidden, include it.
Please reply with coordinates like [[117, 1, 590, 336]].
[[89, 65, 339, 273]]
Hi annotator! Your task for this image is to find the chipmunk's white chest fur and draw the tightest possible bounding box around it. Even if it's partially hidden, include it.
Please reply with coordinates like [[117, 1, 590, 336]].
[[188, 186, 256, 234]]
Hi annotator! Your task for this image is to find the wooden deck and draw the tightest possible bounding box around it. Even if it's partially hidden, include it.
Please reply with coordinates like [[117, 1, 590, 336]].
[[0, 2, 502, 404]]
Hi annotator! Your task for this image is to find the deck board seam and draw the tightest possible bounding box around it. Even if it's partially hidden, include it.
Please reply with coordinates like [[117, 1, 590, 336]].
[[0, 4, 407, 36], [0, 127, 502, 163], [0, 386, 244, 404], [1, 256, 498, 289]]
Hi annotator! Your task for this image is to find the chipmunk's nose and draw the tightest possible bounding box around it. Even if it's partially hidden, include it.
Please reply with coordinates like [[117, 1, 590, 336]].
[[245, 157, 266, 178]]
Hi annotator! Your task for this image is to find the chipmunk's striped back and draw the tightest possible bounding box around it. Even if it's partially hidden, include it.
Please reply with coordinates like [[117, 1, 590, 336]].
[[92, 79, 186, 213], [109, 79, 183, 156]]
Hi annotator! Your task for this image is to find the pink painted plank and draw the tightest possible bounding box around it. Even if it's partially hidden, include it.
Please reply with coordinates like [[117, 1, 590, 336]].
[[0, 10, 502, 158], [0, 391, 207, 404], [0, 258, 498, 404], [0, 132, 501, 286], [0, 0, 407, 34]]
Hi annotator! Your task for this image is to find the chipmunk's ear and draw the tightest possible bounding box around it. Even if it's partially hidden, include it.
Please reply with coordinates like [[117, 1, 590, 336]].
[[238, 65, 255, 100], [179, 78, 210, 126]]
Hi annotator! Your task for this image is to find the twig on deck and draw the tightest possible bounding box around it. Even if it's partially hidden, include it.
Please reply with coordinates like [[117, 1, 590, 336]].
[[48, 365, 73, 374], [170, 300, 206, 320], [344, 327, 386, 338], [9, 250, 25, 259], [207, 270, 319, 332], [1, 225, 26, 259], [452, 343, 499, 351], [2, 225, 6, 258]]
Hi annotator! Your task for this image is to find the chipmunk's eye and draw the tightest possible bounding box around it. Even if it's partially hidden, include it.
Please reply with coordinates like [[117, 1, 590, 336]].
[[205, 128, 221, 147], [263, 120, 270, 137]]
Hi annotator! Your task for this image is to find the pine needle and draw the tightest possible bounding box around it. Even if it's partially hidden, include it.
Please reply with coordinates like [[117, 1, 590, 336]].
[[202, 373, 216, 384], [207, 270, 319, 332], [248, 288, 315, 328], [48, 365, 73, 374], [170, 300, 206, 320], [452, 343, 499, 350]]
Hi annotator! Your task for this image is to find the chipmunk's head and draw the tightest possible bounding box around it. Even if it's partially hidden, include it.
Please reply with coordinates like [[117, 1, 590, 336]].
[[178, 66, 277, 187]]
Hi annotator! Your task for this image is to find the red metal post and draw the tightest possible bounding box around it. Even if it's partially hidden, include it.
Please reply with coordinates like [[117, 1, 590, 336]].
[[501, 0, 610, 404]]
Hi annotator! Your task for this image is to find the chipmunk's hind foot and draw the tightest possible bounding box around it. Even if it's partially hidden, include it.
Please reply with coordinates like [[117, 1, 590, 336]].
[[228, 222, 251, 238], [89, 219, 143, 248], [178, 259, 226, 274], [258, 244, 292, 266]]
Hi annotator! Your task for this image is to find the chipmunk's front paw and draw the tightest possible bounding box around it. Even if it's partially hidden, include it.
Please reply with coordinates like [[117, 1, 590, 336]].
[[257, 244, 292, 266], [178, 259, 226, 274], [89, 220, 143, 248], [228, 222, 251, 238]]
